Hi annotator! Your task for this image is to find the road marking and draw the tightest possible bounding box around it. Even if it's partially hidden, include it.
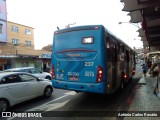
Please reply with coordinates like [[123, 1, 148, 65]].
[[45, 100, 70, 111], [64, 91, 76, 95], [26, 91, 76, 111]]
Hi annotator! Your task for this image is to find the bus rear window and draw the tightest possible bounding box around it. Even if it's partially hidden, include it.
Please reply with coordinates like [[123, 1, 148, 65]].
[[82, 37, 94, 44]]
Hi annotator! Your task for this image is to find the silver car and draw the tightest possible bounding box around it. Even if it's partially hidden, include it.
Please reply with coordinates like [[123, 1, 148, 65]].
[[0, 72, 53, 112], [4, 67, 52, 80]]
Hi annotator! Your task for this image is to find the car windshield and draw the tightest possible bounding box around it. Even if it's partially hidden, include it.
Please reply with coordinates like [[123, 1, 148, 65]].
[[30, 68, 41, 74]]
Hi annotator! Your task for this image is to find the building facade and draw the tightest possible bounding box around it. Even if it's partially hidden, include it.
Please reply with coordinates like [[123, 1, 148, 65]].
[[0, 0, 8, 70], [0, 0, 51, 71], [0, 21, 51, 71], [5, 21, 51, 71], [7, 21, 35, 50], [0, 0, 7, 43]]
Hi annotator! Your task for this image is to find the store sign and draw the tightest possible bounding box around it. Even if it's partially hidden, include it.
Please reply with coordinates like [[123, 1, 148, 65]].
[[0, 55, 17, 58], [39, 53, 51, 58]]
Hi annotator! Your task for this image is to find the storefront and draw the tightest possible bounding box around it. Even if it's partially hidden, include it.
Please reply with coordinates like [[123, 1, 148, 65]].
[[0, 55, 17, 71], [0, 59, 7, 71], [39, 53, 51, 72], [34, 58, 43, 71], [0, 46, 51, 71], [12, 56, 35, 68]]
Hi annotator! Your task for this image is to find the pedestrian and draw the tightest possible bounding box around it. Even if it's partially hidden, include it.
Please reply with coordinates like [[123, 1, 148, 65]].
[[150, 55, 160, 76], [142, 64, 147, 76], [147, 59, 152, 69], [153, 64, 160, 97], [149, 55, 160, 97]]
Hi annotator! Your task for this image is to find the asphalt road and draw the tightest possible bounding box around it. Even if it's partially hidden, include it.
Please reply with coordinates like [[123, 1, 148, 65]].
[[2, 63, 143, 120]]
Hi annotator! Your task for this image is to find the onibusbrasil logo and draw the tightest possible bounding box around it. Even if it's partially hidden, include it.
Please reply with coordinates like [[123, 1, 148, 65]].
[[1, 112, 42, 118]]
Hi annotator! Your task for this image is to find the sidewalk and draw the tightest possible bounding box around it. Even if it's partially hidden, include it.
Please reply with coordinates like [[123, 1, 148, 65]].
[[124, 72, 160, 120]]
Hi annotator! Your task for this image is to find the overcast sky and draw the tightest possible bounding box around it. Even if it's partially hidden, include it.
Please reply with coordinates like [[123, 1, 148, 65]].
[[6, 0, 143, 50]]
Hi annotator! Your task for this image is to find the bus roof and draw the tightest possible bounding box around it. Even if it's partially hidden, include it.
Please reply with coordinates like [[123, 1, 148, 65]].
[[54, 25, 135, 53], [54, 25, 104, 34]]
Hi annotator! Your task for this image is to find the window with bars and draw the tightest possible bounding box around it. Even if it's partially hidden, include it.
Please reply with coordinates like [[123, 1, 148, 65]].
[[12, 38, 19, 45], [25, 29, 32, 35], [12, 26, 19, 33], [25, 41, 32, 46]]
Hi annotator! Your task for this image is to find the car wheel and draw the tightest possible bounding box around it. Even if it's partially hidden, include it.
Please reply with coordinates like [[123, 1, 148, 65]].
[[43, 86, 53, 97], [0, 99, 9, 112], [45, 76, 51, 80]]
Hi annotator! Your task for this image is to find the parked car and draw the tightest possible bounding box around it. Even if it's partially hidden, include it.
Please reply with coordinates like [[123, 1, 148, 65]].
[[0, 72, 53, 112], [3, 67, 52, 80]]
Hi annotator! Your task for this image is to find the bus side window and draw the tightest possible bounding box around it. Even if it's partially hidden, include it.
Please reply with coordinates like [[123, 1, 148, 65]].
[[106, 37, 111, 60], [130, 50, 132, 62], [126, 50, 130, 62], [111, 43, 117, 62], [119, 44, 124, 61]]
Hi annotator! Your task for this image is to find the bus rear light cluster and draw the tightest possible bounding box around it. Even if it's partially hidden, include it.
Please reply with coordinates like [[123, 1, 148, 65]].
[[96, 66, 103, 83], [123, 73, 127, 80], [132, 68, 135, 75], [124, 75, 127, 78], [51, 65, 56, 79]]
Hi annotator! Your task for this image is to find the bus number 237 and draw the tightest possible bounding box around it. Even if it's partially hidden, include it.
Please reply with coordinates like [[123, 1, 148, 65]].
[[85, 62, 94, 66]]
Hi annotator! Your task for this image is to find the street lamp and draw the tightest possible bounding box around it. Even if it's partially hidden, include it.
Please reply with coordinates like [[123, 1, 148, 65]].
[[134, 38, 142, 41], [119, 22, 145, 50], [65, 22, 76, 28], [118, 22, 141, 29]]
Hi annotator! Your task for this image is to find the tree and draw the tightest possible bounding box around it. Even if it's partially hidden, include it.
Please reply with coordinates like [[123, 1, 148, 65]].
[[42, 44, 52, 51], [133, 46, 136, 50]]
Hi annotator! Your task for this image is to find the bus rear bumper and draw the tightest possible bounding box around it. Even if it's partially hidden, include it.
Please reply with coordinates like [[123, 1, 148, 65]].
[[52, 80, 106, 94]]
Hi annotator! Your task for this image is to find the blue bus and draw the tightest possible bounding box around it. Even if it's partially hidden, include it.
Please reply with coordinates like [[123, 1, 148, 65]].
[[51, 25, 136, 94]]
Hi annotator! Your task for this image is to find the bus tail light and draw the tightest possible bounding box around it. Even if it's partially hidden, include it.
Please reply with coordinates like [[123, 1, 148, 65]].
[[123, 73, 127, 80], [51, 65, 56, 79], [132, 68, 135, 75], [124, 74, 127, 78], [96, 66, 103, 83]]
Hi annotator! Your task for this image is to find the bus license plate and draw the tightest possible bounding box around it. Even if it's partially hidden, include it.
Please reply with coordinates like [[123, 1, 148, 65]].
[[69, 76, 78, 80]]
